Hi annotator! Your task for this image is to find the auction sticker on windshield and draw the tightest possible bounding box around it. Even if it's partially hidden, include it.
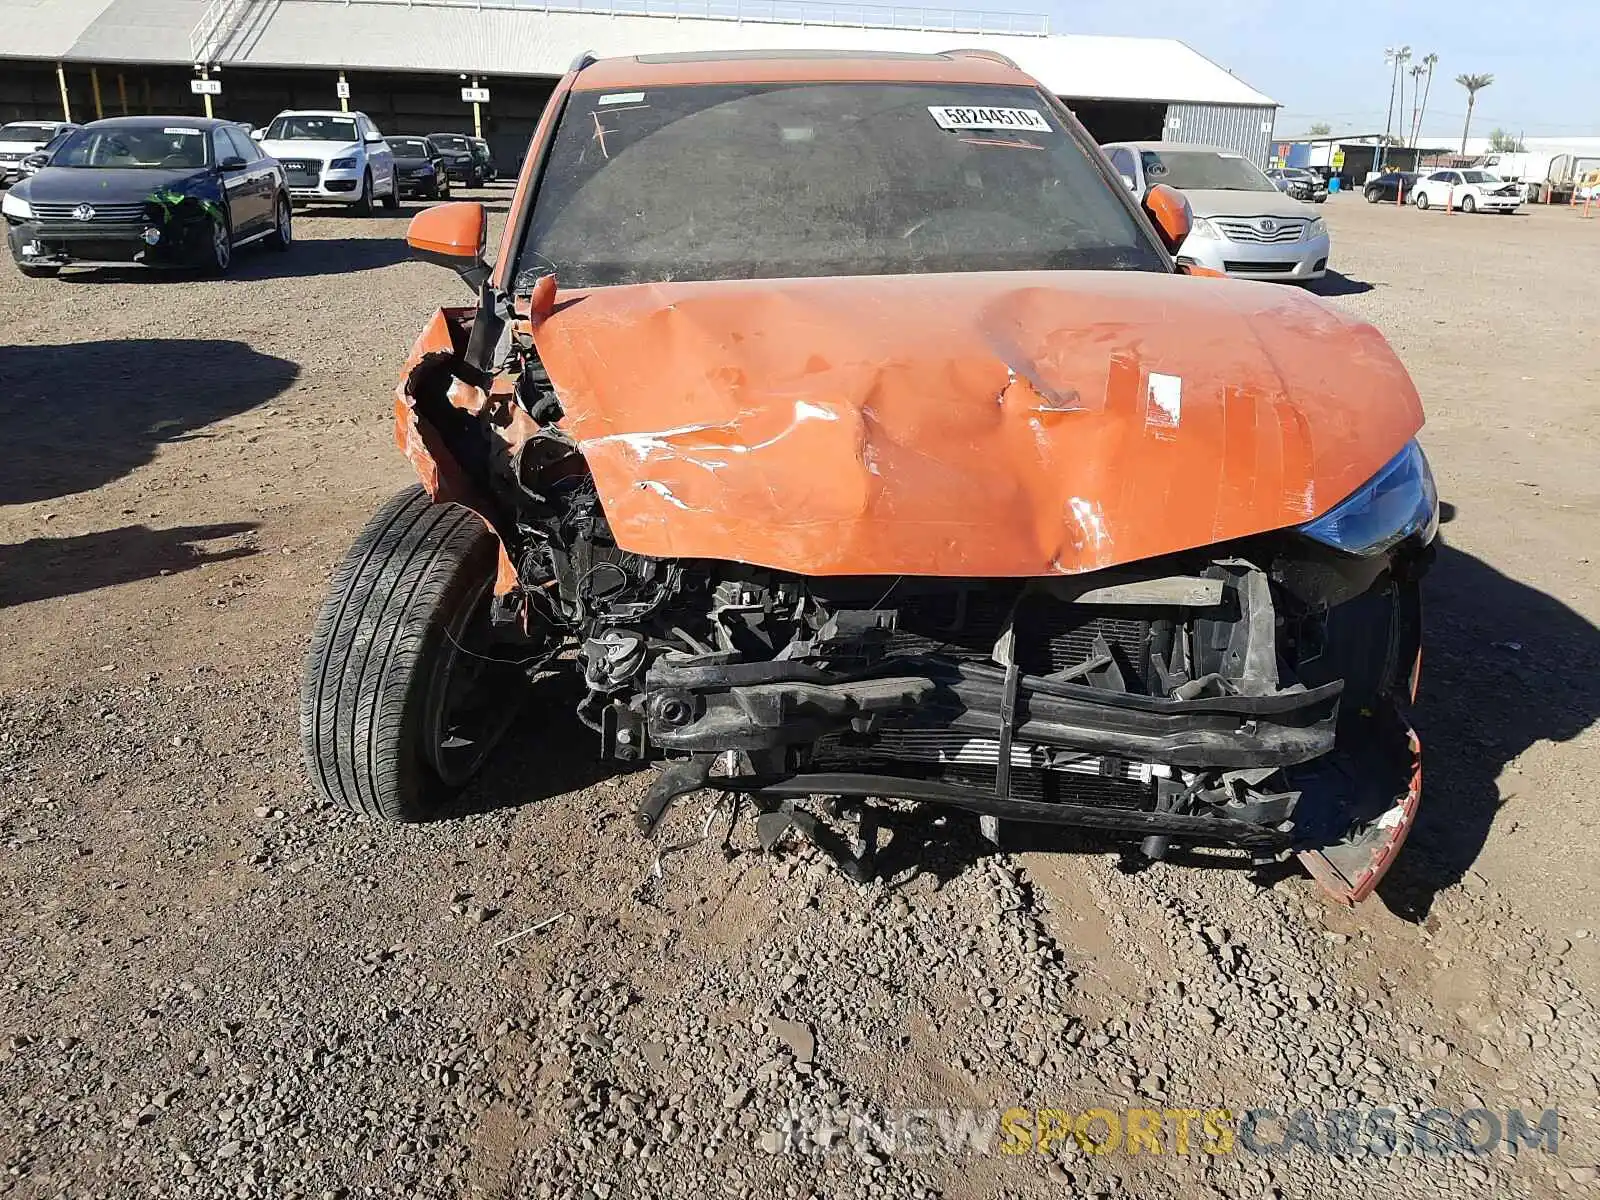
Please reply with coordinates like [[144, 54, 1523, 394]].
[[927, 106, 1050, 133]]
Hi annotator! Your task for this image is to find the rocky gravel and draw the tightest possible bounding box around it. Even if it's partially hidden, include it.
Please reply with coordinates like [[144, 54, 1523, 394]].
[[2, 196, 1598, 1198]]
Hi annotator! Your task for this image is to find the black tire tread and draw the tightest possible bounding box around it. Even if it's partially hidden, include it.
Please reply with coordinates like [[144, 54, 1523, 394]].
[[300, 485, 495, 821]]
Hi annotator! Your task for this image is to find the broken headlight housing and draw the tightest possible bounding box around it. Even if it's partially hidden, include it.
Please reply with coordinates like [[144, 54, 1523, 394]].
[[1301, 439, 1438, 557]]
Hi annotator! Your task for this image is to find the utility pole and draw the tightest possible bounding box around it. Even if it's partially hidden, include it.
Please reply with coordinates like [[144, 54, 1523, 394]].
[[90, 66, 104, 119], [471, 76, 482, 140], [338, 71, 349, 113], [56, 62, 71, 121], [201, 65, 213, 118]]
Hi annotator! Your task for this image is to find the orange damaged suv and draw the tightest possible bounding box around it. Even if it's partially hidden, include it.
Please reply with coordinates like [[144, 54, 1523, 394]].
[[300, 50, 1437, 903]]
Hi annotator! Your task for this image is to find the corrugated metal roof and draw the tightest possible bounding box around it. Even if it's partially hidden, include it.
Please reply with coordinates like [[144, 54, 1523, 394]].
[[61, 0, 207, 63], [224, 4, 1276, 105], [0, 0, 119, 59], [0, 0, 1276, 108]]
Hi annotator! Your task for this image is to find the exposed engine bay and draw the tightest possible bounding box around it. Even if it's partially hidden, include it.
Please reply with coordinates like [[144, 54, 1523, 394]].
[[400, 309, 1430, 904]]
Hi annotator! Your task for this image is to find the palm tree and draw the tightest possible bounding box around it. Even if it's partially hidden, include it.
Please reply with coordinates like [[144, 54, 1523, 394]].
[[1383, 47, 1402, 144], [1412, 53, 1439, 145], [1384, 46, 1411, 165], [1457, 73, 1494, 152], [1407, 64, 1426, 145]]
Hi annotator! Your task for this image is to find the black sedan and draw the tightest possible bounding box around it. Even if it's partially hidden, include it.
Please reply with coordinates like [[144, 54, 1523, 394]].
[[426, 133, 484, 187], [3, 116, 291, 277], [1364, 172, 1421, 204], [388, 136, 452, 201]]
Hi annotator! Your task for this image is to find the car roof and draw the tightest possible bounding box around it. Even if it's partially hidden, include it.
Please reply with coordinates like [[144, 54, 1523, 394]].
[[79, 115, 232, 130], [272, 110, 361, 119], [1102, 141, 1239, 155], [572, 48, 1036, 92]]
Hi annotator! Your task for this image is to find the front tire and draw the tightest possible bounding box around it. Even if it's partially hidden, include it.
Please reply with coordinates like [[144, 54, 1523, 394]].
[[268, 194, 293, 251], [1365, 187, 1380, 203], [1415, 190, 1430, 210], [355, 170, 374, 216], [203, 208, 233, 275], [381, 173, 399, 210], [300, 486, 512, 822], [1461, 194, 1476, 213]]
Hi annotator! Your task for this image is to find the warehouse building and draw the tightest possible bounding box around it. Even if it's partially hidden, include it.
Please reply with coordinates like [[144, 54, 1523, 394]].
[[0, 0, 1279, 168]]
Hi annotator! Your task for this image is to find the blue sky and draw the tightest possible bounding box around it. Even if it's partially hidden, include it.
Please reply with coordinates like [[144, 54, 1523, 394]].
[[966, 0, 1598, 138]]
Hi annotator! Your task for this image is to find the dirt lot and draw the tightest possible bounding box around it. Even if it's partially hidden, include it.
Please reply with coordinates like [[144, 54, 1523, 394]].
[[1, 193, 1597, 1200]]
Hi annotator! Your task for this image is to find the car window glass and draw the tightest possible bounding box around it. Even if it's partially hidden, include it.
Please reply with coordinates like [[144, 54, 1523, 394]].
[[224, 127, 256, 162], [1107, 148, 1134, 177], [54, 125, 208, 169], [266, 114, 359, 143], [1138, 149, 1276, 192], [524, 81, 1167, 289]]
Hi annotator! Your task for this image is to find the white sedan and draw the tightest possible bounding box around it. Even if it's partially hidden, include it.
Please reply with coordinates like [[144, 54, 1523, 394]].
[[1411, 169, 1523, 213]]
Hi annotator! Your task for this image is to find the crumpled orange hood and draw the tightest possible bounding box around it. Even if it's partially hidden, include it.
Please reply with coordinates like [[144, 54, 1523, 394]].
[[531, 271, 1422, 576]]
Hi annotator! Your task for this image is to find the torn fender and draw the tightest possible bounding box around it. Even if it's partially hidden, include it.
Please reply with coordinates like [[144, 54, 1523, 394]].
[[531, 271, 1423, 576], [392, 306, 521, 593]]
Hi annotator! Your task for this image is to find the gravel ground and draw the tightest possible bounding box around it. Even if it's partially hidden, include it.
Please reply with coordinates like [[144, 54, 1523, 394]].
[[1, 193, 1598, 1199]]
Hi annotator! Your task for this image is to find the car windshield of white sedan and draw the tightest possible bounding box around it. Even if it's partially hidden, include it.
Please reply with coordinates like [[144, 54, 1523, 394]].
[[1460, 171, 1501, 184], [1141, 149, 1277, 192], [521, 81, 1165, 288], [53, 126, 208, 169], [0, 123, 59, 142], [267, 115, 358, 143]]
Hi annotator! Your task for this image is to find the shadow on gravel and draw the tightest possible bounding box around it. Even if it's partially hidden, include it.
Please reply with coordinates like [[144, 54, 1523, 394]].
[[1307, 271, 1377, 297], [0, 338, 299, 505], [0, 521, 258, 608], [1377, 529, 1600, 920], [438, 672, 622, 820]]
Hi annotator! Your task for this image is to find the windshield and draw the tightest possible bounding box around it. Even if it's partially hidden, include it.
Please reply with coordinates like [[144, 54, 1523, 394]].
[[431, 135, 470, 152], [0, 123, 58, 143], [1461, 171, 1500, 184], [389, 137, 431, 156], [1139, 149, 1276, 192], [520, 82, 1163, 289], [266, 115, 358, 143], [53, 125, 208, 170]]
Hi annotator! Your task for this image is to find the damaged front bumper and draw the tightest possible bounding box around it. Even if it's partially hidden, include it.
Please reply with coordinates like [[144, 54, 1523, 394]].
[[611, 561, 1427, 905], [6, 211, 214, 269]]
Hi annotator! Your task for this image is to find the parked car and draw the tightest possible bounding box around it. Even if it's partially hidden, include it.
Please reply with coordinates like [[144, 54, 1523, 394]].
[[300, 50, 1435, 905], [388, 136, 452, 200], [3, 116, 291, 277], [259, 110, 397, 212], [0, 120, 78, 186], [14, 126, 80, 181], [426, 133, 484, 186], [1363, 172, 1420, 204], [1103, 140, 1329, 281], [1265, 167, 1328, 203], [470, 137, 497, 182], [1411, 169, 1523, 213]]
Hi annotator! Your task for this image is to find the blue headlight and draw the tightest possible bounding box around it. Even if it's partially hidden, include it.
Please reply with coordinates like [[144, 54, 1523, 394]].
[[1301, 440, 1438, 556]]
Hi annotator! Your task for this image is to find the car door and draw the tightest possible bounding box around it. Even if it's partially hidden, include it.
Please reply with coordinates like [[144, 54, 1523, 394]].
[[213, 128, 262, 236], [359, 114, 394, 195], [226, 127, 275, 232]]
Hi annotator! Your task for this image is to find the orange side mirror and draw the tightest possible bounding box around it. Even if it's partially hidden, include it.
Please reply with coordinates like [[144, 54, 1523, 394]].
[[407, 201, 488, 286], [1143, 184, 1193, 253]]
